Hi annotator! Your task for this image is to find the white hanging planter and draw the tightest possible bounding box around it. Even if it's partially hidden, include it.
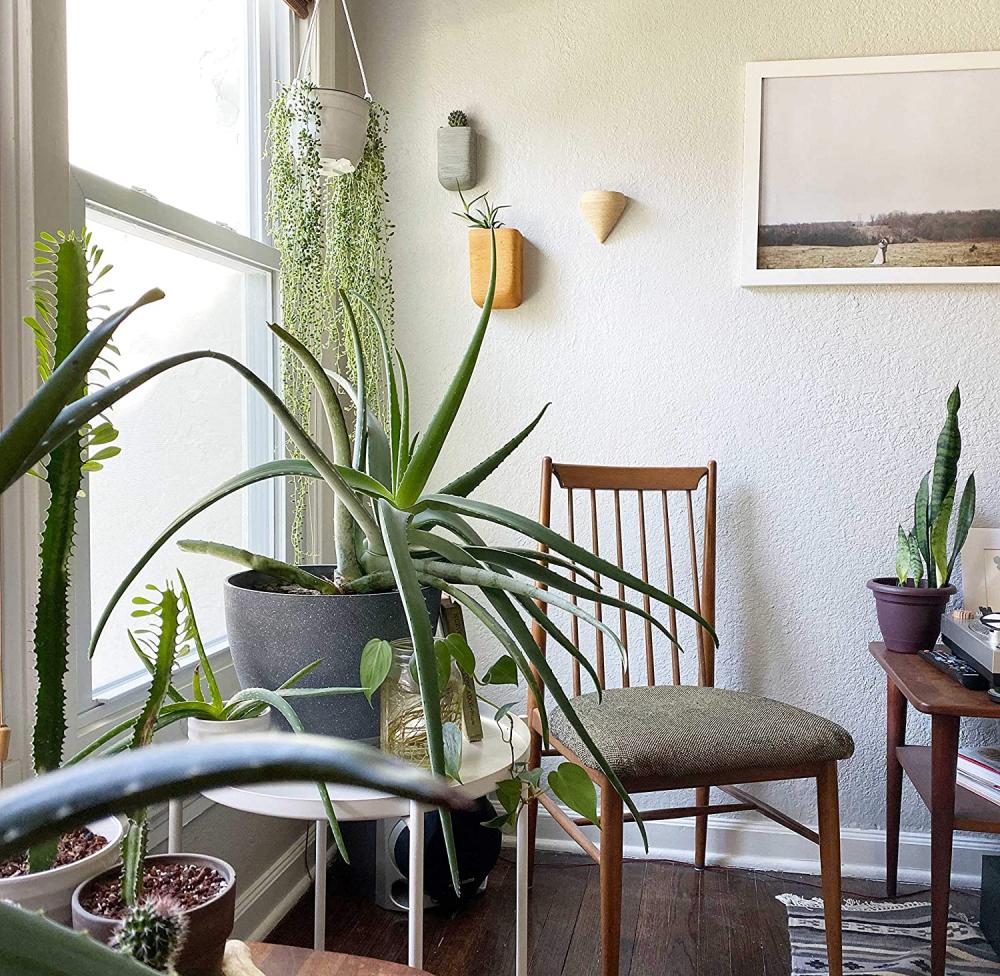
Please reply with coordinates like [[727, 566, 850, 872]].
[[316, 88, 371, 176]]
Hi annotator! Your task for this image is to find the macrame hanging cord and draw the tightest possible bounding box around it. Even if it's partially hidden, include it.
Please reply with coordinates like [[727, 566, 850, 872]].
[[295, 0, 372, 100]]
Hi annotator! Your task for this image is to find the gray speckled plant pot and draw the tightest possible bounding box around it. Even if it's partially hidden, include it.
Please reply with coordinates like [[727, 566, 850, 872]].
[[224, 566, 440, 740], [437, 126, 477, 190]]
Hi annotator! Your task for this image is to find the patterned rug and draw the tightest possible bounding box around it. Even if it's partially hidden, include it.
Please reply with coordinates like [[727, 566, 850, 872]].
[[778, 895, 1000, 974]]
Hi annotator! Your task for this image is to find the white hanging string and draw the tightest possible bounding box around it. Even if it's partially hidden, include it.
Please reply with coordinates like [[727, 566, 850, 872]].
[[294, 0, 372, 101]]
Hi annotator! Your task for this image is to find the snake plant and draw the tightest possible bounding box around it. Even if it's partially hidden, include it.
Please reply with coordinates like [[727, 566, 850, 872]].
[[895, 385, 976, 587], [0, 734, 468, 976], [88, 224, 717, 889]]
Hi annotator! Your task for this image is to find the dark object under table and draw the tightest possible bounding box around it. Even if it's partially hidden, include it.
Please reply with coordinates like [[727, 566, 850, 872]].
[[871, 641, 1000, 976]]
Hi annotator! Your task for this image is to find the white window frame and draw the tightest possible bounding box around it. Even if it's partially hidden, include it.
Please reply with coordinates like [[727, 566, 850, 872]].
[[59, 1, 293, 741]]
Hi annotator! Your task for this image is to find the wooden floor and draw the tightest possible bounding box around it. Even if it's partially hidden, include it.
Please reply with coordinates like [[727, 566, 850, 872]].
[[267, 851, 979, 976]]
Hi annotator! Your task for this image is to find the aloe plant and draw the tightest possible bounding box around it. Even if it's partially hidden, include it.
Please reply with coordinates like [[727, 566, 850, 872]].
[[0, 734, 468, 976], [895, 385, 976, 588], [88, 223, 716, 890], [72, 574, 364, 896]]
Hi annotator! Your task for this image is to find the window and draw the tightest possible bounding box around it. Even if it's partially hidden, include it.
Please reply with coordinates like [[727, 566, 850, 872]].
[[64, 2, 290, 704]]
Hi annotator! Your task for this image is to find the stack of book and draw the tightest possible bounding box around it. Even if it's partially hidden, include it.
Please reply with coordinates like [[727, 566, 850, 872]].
[[957, 746, 1000, 805]]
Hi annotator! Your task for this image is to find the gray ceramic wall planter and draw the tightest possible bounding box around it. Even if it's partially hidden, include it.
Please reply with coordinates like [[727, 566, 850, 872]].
[[437, 125, 477, 190], [224, 566, 441, 740]]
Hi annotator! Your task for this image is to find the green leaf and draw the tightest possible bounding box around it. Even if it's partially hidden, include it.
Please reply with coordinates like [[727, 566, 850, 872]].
[[494, 702, 517, 723], [377, 501, 461, 894], [929, 385, 961, 532], [442, 721, 463, 782], [914, 471, 931, 585], [439, 403, 550, 498], [946, 473, 976, 585], [393, 229, 498, 508], [333, 463, 394, 499], [896, 526, 910, 586], [178, 539, 340, 594], [441, 631, 475, 675], [930, 483, 955, 586], [360, 638, 392, 703], [547, 763, 600, 827], [88, 460, 320, 656], [482, 655, 519, 685], [907, 531, 924, 586], [495, 777, 522, 815]]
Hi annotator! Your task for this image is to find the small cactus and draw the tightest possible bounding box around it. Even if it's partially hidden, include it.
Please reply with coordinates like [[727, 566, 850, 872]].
[[447, 109, 468, 127], [111, 897, 188, 974]]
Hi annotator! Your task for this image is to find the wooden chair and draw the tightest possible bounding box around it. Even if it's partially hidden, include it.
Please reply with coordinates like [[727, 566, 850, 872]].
[[525, 459, 853, 976]]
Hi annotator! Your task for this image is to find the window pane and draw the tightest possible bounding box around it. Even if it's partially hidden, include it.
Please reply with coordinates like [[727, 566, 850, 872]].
[[67, 1, 252, 234], [85, 210, 271, 693]]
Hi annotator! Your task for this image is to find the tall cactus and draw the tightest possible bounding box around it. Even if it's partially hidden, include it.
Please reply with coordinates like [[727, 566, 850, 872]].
[[25, 231, 119, 870]]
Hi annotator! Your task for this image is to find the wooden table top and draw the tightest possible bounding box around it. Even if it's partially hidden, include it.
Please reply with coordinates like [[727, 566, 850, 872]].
[[870, 641, 1000, 718], [249, 943, 432, 975]]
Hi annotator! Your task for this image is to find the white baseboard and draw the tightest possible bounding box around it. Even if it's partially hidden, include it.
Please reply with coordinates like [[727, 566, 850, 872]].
[[235, 824, 318, 941], [525, 809, 996, 890]]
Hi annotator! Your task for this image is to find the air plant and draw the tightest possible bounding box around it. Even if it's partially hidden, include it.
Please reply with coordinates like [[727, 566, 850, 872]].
[[452, 186, 508, 229], [447, 109, 468, 127], [88, 222, 716, 890], [895, 385, 976, 588]]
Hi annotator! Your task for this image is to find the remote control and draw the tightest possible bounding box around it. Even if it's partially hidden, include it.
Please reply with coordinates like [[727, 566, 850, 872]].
[[919, 647, 990, 690]]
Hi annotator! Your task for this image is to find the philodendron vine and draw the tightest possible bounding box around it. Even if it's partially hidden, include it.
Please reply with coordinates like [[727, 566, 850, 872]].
[[89, 223, 717, 890]]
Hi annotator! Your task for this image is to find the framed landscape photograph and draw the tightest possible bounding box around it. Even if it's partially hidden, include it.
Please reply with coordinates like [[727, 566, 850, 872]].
[[742, 51, 1000, 285]]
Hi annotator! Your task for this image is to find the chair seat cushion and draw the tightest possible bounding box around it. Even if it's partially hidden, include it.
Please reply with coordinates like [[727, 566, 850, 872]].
[[549, 685, 854, 781]]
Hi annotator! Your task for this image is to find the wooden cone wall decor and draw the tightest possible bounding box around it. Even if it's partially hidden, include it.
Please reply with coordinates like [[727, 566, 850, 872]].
[[580, 190, 627, 243]]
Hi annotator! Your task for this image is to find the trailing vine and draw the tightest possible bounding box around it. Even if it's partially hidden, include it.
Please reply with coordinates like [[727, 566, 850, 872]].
[[326, 101, 395, 416], [265, 85, 395, 559]]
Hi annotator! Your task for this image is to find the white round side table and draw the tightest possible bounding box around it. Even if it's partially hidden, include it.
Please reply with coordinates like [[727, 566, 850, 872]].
[[168, 709, 530, 975]]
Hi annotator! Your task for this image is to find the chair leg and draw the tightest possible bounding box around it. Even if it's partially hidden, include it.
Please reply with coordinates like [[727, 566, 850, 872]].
[[526, 723, 542, 888], [694, 785, 709, 869], [599, 782, 624, 976], [817, 762, 843, 976]]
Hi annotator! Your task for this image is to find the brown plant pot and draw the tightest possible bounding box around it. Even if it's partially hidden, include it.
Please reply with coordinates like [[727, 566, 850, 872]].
[[867, 577, 956, 654], [469, 227, 523, 309], [71, 853, 236, 976]]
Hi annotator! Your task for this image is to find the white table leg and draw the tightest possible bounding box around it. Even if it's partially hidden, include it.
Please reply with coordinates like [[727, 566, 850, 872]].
[[516, 804, 529, 976], [313, 820, 327, 951], [408, 801, 424, 970], [167, 799, 182, 854]]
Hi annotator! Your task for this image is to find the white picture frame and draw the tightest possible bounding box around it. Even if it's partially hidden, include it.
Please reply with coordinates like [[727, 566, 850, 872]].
[[742, 51, 1000, 286], [960, 528, 1000, 611]]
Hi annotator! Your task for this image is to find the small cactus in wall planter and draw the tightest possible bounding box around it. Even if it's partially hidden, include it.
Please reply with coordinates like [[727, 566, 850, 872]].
[[111, 898, 188, 974], [438, 108, 477, 189]]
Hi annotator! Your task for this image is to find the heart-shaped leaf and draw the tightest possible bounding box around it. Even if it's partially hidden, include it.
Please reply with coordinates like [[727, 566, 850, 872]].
[[442, 721, 463, 782], [548, 762, 600, 827], [360, 638, 392, 704], [482, 655, 518, 685]]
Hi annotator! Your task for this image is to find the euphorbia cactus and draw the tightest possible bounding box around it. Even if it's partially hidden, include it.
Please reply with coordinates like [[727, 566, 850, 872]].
[[111, 898, 188, 974]]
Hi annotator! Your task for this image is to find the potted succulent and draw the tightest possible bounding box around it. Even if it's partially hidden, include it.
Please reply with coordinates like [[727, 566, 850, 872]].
[[456, 190, 524, 309], [88, 228, 715, 891], [868, 385, 976, 653], [437, 109, 478, 190]]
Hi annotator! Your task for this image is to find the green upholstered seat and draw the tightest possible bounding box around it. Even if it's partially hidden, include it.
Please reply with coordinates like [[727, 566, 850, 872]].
[[549, 685, 855, 781]]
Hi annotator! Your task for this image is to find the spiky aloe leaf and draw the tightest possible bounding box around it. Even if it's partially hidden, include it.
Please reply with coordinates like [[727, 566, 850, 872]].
[[177, 540, 340, 594], [946, 473, 976, 585], [0, 734, 469, 860]]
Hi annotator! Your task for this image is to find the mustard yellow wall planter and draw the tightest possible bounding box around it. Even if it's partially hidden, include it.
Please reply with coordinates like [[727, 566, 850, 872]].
[[580, 190, 627, 243], [469, 228, 523, 309]]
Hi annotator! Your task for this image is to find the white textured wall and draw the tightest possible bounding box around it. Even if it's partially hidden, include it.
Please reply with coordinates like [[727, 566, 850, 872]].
[[353, 0, 1000, 835]]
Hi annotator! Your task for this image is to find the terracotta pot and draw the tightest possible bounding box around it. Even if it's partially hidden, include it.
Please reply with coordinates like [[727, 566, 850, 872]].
[[469, 227, 523, 309], [0, 815, 123, 923], [867, 577, 956, 653], [72, 853, 236, 976]]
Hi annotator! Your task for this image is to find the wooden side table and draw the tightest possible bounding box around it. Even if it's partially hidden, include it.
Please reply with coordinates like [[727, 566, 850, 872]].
[[249, 942, 431, 974], [871, 641, 1000, 976]]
